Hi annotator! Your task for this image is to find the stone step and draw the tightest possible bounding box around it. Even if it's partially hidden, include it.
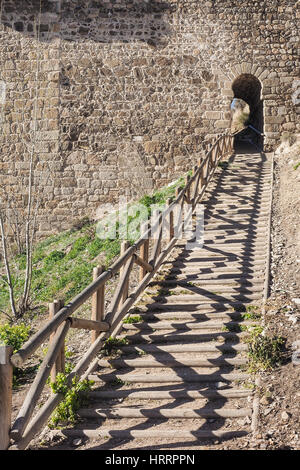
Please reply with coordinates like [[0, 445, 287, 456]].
[[121, 331, 246, 345], [205, 208, 269, 215], [174, 244, 266, 253], [113, 342, 248, 355], [88, 388, 252, 400], [179, 246, 267, 254], [146, 292, 262, 304], [145, 301, 254, 311], [174, 255, 267, 263], [59, 428, 249, 440], [155, 280, 264, 290], [98, 356, 248, 369], [201, 235, 268, 242], [208, 182, 270, 187], [165, 273, 264, 282], [167, 267, 265, 276], [204, 187, 271, 194], [168, 260, 266, 269], [202, 211, 269, 219], [78, 407, 252, 420], [201, 199, 270, 206], [205, 210, 269, 217], [120, 333, 248, 345], [90, 371, 250, 384], [138, 311, 248, 321], [204, 224, 268, 231], [121, 320, 251, 331], [150, 285, 263, 295]]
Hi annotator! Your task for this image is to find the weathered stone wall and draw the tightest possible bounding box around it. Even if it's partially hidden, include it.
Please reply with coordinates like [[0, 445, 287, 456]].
[[0, 0, 299, 237]]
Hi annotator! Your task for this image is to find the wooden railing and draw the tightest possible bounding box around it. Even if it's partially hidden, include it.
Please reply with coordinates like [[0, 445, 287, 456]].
[[0, 133, 234, 450]]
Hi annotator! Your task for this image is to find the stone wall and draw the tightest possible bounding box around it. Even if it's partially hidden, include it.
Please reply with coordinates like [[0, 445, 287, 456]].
[[0, 0, 299, 237]]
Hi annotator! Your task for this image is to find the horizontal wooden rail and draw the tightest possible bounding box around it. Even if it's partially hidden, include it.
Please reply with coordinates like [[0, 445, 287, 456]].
[[5, 132, 234, 450], [133, 254, 154, 273], [70, 318, 110, 332]]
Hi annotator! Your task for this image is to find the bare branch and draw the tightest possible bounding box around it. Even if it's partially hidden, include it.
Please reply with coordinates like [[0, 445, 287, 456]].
[[0, 210, 18, 318], [0, 308, 14, 323]]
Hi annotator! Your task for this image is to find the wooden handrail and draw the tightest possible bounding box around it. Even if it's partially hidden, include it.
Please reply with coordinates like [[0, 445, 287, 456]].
[[70, 317, 110, 332], [134, 254, 154, 273], [10, 319, 71, 440], [4, 132, 234, 450]]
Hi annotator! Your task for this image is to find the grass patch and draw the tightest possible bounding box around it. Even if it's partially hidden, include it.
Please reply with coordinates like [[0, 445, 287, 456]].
[[111, 377, 127, 387], [0, 323, 34, 386], [218, 161, 229, 170], [0, 323, 31, 352], [0, 172, 189, 320], [123, 315, 143, 324], [103, 336, 129, 356], [156, 288, 177, 297], [246, 332, 286, 372], [241, 305, 262, 321]]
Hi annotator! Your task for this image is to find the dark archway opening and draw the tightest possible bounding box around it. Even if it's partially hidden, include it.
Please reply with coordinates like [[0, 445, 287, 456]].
[[231, 74, 264, 153]]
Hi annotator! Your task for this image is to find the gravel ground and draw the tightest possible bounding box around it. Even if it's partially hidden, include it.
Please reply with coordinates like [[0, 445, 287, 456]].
[[254, 139, 300, 450]]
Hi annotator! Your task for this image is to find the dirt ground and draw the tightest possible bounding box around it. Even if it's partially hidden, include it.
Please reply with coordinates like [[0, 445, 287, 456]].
[[255, 139, 300, 450]]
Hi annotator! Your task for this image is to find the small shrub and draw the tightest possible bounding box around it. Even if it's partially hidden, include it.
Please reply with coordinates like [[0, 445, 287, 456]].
[[123, 315, 143, 324], [103, 336, 129, 356], [48, 373, 94, 428], [0, 323, 32, 386], [0, 323, 31, 352], [218, 161, 229, 170], [247, 333, 285, 372], [242, 305, 261, 320]]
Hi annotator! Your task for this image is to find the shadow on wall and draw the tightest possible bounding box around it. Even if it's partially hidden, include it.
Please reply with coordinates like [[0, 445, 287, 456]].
[[0, 0, 175, 45]]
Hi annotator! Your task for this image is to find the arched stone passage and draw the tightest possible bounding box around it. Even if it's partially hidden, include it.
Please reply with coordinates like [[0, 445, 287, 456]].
[[232, 74, 264, 150]]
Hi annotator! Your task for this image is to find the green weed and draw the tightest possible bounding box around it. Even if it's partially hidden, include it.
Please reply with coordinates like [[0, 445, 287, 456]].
[[103, 336, 129, 356], [246, 332, 285, 372], [241, 305, 261, 321], [293, 162, 300, 170], [48, 373, 94, 428], [218, 161, 229, 170], [0, 323, 31, 352], [0, 323, 32, 386], [123, 315, 143, 324]]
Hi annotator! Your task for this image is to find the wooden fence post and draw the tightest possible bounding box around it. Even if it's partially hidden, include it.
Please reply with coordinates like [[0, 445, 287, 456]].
[[139, 221, 149, 282], [198, 157, 204, 190], [185, 174, 191, 203], [191, 165, 197, 203], [120, 241, 130, 305], [59, 300, 65, 374], [49, 300, 65, 382], [167, 198, 174, 242], [91, 265, 105, 344], [0, 345, 13, 450], [175, 187, 183, 239]]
